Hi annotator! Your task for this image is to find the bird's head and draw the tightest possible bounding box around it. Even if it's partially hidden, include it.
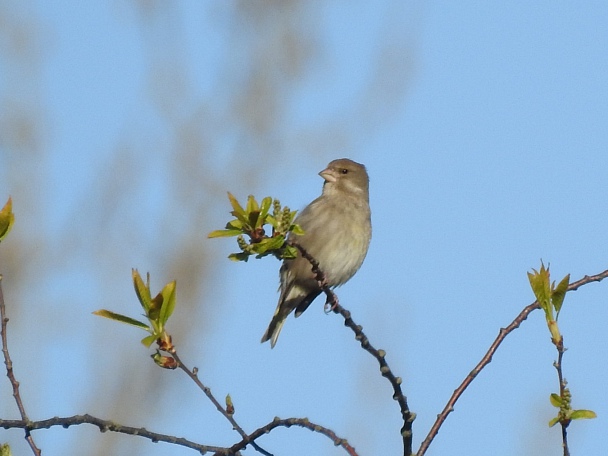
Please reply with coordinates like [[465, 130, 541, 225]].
[[319, 158, 369, 199]]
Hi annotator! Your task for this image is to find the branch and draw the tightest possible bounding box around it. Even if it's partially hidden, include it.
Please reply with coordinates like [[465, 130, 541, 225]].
[[417, 268, 608, 456], [0, 414, 223, 454], [169, 349, 272, 456], [0, 275, 41, 455], [220, 417, 359, 456], [289, 241, 415, 456], [0, 414, 358, 456], [554, 338, 570, 456]]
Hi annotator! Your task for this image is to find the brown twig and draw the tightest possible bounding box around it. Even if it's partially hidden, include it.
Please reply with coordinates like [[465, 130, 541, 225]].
[[289, 241, 414, 456], [554, 337, 570, 456], [417, 268, 608, 456], [220, 417, 359, 456], [0, 414, 222, 454], [0, 275, 41, 455], [169, 349, 272, 456]]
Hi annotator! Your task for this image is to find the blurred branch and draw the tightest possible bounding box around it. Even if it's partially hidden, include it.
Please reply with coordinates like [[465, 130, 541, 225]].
[[289, 241, 414, 456], [0, 276, 41, 456], [417, 268, 608, 456], [222, 417, 359, 456], [0, 414, 222, 454]]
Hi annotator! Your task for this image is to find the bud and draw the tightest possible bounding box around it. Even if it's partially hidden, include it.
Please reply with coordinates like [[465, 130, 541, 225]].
[[152, 352, 178, 369]]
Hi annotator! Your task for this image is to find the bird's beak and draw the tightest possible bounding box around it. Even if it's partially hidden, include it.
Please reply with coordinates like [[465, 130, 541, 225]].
[[319, 167, 337, 183]]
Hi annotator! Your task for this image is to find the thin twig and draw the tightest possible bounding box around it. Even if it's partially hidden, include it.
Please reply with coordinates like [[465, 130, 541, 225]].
[[0, 275, 41, 455], [554, 338, 570, 456], [417, 268, 608, 456], [289, 241, 414, 456], [169, 349, 272, 456], [0, 414, 222, 454]]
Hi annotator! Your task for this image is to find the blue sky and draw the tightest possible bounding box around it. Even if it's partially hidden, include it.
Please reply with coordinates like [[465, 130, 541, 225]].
[[1, 1, 607, 455]]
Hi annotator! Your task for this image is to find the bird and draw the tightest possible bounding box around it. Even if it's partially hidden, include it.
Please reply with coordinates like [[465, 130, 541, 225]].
[[261, 158, 372, 348]]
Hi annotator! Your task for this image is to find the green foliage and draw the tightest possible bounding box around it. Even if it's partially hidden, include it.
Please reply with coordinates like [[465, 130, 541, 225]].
[[528, 262, 596, 428], [0, 197, 15, 242], [92, 310, 149, 330], [208, 193, 303, 261], [548, 389, 596, 427], [94, 269, 176, 350], [527, 262, 570, 343], [0, 443, 12, 456]]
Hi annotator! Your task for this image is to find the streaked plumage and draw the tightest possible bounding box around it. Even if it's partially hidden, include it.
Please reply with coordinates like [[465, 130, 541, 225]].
[[261, 158, 372, 348]]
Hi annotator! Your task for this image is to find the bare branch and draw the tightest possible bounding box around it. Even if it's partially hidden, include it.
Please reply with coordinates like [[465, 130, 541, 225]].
[[289, 241, 414, 456], [0, 275, 41, 455], [554, 338, 570, 456], [0, 414, 222, 454], [220, 417, 359, 456]]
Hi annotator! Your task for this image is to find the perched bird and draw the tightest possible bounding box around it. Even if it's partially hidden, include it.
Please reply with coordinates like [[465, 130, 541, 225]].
[[261, 158, 372, 348]]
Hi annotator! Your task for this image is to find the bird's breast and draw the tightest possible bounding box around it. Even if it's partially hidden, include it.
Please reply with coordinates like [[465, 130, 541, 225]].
[[295, 196, 371, 286]]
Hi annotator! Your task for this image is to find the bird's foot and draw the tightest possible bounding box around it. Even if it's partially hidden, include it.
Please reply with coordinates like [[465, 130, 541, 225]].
[[324, 293, 339, 314]]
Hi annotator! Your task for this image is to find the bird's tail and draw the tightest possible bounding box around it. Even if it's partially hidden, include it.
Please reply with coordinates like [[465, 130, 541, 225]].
[[261, 289, 321, 348], [260, 314, 286, 348]]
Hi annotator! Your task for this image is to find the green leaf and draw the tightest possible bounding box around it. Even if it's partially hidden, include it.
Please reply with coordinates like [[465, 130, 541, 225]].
[[228, 252, 250, 262], [148, 317, 162, 335], [248, 211, 260, 230], [93, 309, 150, 331], [528, 263, 552, 316], [281, 244, 299, 259], [148, 292, 163, 320], [289, 223, 305, 236], [228, 192, 249, 224], [0, 196, 15, 242], [258, 197, 273, 226], [132, 269, 152, 312], [550, 393, 563, 408], [141, 334, 158, 347], [552, 273, 570, 315], [570, 409, 597, 420], [246, 194, 259, 213], [252, 235, 285, 255], [208, 229, 243, 238], [265, 214, 278, 229], [226, 219, 244, 230], [548, 416, 560, 427], [159, 280, 177, 326], [527, 271, 543, 303]]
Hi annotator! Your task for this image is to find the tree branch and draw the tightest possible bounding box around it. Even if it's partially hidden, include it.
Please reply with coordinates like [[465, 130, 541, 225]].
[[554, 337, 570, 456], [1, 361, 354, 456], [0, 275, 41, 455], [0, 414, 223, 454], [289, 241, 414, 456], [417, 268, 608, 456], [220, 417, 359, 456]]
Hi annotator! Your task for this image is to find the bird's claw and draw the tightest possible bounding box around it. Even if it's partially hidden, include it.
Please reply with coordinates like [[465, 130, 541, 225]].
[[324, 295, 339, 314]]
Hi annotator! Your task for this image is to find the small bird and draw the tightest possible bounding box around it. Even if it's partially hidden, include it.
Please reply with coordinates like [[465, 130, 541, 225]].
[[261, 158, 372, 348]]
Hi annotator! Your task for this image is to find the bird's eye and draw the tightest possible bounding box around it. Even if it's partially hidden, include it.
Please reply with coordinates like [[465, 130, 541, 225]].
[[341, 168, 348, 174]]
